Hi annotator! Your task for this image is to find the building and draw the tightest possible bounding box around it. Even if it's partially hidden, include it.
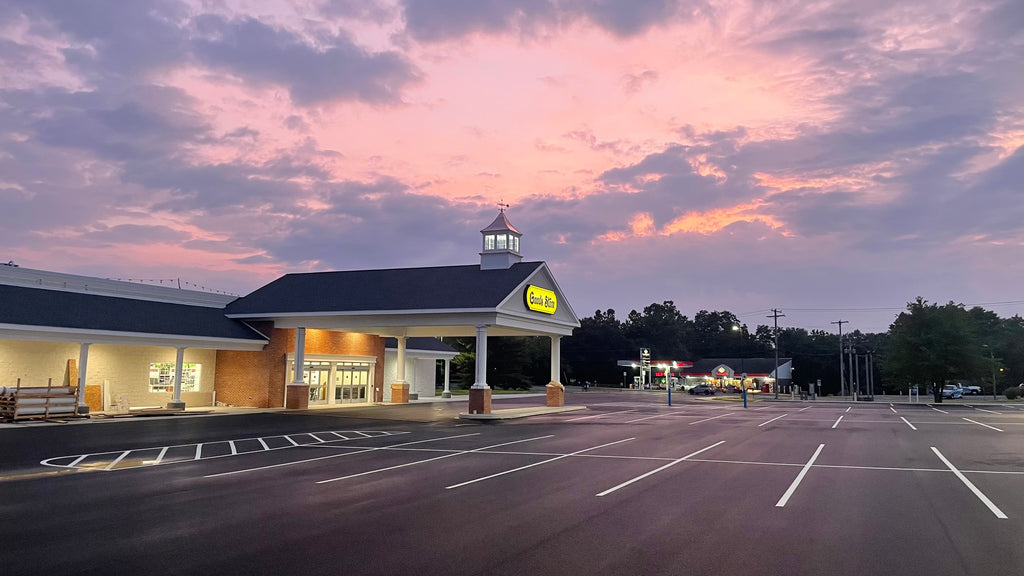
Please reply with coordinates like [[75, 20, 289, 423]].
[[0, 210, 580, 415]]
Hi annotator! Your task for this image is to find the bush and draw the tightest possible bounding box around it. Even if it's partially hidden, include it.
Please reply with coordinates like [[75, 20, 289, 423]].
[[1005, 387, 1020, 400]]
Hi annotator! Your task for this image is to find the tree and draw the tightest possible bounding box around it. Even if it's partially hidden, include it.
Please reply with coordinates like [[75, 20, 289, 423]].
[[885, 298, 985, 402], [623, 301, 691, 360]]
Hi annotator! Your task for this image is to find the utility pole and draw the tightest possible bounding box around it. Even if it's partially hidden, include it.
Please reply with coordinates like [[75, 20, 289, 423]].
[[768, 309, 785, 399], [831, 320, 848, 396]]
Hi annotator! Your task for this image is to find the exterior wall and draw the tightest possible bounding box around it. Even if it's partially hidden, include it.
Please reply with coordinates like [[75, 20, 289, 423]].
[[0, 340, 79, 388], [383, 352, 439, 401], [0, 339, 216, 409], [215, 324, 385, 408]]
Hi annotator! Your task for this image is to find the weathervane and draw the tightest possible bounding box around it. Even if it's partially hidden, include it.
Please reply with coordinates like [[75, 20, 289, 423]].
[[497, 199, 510, 213]]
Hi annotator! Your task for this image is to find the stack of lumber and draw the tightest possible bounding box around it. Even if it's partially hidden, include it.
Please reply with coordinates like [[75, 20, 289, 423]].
[[0, 378, 83, 421]]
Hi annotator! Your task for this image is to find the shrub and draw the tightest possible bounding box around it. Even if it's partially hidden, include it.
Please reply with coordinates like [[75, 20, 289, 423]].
[[1005, 387, 1020, 400]]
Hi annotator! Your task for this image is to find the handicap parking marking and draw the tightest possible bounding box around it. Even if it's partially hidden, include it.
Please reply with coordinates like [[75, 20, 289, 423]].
[[39, 429, 408, 472]]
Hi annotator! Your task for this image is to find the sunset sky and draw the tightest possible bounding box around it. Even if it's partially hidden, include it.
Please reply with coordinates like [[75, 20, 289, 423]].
[[2, 0, 1023, 334]]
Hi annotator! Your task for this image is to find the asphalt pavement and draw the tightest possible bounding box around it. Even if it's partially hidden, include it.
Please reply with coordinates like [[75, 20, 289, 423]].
[[2, 389, 1022, 576]]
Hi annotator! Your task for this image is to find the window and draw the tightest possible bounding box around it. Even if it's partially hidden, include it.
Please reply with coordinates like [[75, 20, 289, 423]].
[[511, 236, 519, 252], [484, 234, 496, 250], [149, 363, 202, 393], [496, 234, 507, 249]]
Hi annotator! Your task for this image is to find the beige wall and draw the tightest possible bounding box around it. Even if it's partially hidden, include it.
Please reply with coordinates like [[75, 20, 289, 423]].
[[0, 340, 217, 409], [0, 340, 79, 388]]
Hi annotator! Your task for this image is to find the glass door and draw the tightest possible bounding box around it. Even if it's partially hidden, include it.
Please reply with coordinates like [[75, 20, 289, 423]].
[[334, 362, 371, 404], [297, 361, 331, 405]]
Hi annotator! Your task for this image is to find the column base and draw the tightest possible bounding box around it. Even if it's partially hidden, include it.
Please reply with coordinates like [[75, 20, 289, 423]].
[[546, 382, 565, 407], [441, 391, 452, 398], [391, 382, 410, 404], [166, 401, 186, 411], [468, 387, 492, 414], [285, 384, 310, 409]]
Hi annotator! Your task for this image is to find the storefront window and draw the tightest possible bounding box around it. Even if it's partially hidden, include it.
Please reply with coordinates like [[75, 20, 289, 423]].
[[149, 363, 201, 393]]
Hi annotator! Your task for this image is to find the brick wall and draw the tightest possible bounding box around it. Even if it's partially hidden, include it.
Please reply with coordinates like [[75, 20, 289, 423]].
[[214, 324, 385, 407]]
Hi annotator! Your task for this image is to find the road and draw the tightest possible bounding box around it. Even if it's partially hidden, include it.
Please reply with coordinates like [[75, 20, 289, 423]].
[[2, 390, 1022, 576]]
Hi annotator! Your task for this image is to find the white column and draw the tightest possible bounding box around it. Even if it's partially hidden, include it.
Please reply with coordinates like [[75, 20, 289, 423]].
[[395, 336, 407, 384], [168, 347, 187, 409], [550, 335, 562, 384], [442, 358, 451, 398], [76, 343, 91, 414], [292, 327, 307, 384], [472, 325, 489, 389]]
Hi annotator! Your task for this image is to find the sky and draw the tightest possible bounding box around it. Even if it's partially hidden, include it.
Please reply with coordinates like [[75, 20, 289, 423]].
[[2, 0, 1023, 335]]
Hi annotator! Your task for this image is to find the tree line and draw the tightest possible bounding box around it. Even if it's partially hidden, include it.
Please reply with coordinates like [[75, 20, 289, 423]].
[[440, 298, 1024, 402]]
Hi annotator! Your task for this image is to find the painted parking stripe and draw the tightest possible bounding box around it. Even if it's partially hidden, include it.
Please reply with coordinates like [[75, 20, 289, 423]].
[[567, 410, 635, 422], [776, 444, 825, 507], [798, 406, 811, 412], [972, 408, 1001, 415], [689, 413, 733, 425], [104, 451, 131, 471], [624, 413, 671, 424], [758, 414, 788, 427], [206, 433, 480, 478], [831, 415, 843, 429], [446, 438, 634, 490], [890, 406, 898, 414], [962, 418, 1003, 432], [901, 417, 917, 431], [40, 430, 407, 472], [845, 407, 851, 413], [597, 441, 725, 497], [317, 435, 554, 484], [928, 405, 948, 414], [931, 447, 1007, 519]]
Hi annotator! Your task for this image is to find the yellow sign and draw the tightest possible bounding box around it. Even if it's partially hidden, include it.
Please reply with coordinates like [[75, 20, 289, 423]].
[[524, 285, 557, 314]]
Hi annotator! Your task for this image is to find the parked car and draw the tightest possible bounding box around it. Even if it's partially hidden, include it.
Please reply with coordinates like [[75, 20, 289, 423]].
[[941, 384, 962, 399], [963, 385, 982, 395], [689, 384, 715, 396], [723, 384, 741, 394]]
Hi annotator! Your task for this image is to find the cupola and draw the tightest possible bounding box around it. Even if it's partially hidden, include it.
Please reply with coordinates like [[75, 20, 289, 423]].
[[480, 204, 523, 270]]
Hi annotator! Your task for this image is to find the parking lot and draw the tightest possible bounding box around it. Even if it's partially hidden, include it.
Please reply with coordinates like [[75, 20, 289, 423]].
[[2, 390, 1023, 576]]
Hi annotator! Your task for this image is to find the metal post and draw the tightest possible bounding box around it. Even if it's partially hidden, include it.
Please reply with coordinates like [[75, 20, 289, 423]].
[[990, 348, 998, 401], [832, 320, 847, 397]]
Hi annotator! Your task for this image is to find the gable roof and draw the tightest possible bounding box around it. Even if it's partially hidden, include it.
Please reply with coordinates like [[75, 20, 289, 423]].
[[225, 262, 546, 316], [0, 284, 267, 344]]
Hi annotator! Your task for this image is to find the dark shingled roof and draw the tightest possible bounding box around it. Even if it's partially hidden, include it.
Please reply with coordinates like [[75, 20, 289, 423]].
[[0, 285, 266, 341], [383, 337, 457, 353], [225, 262, 545, 315]]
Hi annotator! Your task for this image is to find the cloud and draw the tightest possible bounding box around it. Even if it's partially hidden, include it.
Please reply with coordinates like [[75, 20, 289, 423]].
[[190, 15, 421, 106]]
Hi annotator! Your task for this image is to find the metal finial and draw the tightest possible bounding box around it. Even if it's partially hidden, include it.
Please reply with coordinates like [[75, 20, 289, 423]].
[[497, 200, 510, 213]]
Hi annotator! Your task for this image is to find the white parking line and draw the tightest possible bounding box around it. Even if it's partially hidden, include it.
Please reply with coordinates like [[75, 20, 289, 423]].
[[317, 435, 554, 484], [798, 406, 811, 412], [153, 447, 168, 465], [963, 418, 1003, 432], [689, 413, 733, 425], [204, 433, 480, 478], [901, 417, 917, 431], [832, 415, 843, 429], [928, 405, 948, 414], [758, 414, 788, 427], [597, 441, 725, 497], [845, 407, 851, 413], [257, 437, 270, 450], [624, 413, 670, 424], [931, 447, 1007, 519], [104, 451, 131, 471], [972, 408, 1001, 415], [776, 444, 824, 507], [228, 441, 238, 455], [567, 410, 634, 422], [890, 406, 898, 414], [195, 444, 203, 460], [445, 438, 634, 490]]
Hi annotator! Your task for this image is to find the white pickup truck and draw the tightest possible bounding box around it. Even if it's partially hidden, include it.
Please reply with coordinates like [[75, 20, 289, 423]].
[[963, 385, 982, 395]]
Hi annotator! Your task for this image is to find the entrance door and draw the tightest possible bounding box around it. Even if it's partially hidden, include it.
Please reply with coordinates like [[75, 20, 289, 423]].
[[304, 361, 331, 405], [334, 362, 371, 404]]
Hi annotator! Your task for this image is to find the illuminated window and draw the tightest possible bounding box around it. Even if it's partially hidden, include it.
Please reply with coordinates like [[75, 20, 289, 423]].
[[149, 363, 202, 393], [496, 234, 507, 249], [484, 234, 496, 250], [511, 236, 519, 252]]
